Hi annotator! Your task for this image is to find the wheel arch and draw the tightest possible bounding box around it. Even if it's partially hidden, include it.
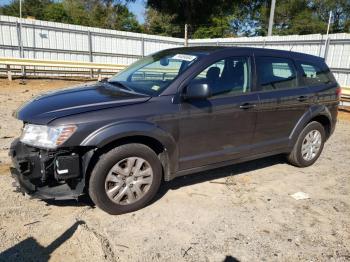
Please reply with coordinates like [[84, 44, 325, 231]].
[[81, 121, 178, 183], [308, 114, 331, 139], [289, 105, 333, 147]]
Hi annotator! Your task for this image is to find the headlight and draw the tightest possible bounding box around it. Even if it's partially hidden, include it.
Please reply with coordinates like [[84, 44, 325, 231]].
[[20, 124, 77, 149]]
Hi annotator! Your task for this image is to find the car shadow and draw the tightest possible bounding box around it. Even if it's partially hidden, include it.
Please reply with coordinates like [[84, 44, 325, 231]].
[[43, 192, 95, 208], [151, 154, 285, 204], [0, 220, 85, 262], [223, 256, 241, 262], [41, 154, 285, 209]]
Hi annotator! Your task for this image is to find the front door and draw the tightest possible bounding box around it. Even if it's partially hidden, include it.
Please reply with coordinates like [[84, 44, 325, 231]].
[[178, 56, 258, 170]]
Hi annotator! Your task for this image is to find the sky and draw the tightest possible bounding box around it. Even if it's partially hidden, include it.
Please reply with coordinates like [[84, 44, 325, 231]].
[[128, 0, 146, 24], [0, 0, 147, 24]]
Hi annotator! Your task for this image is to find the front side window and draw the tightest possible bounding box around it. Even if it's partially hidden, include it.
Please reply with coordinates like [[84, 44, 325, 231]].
[[256, 57, 297, 91], [298, 62, 332, 86], [190, 56, 250, 97], [109, 52, 203, 96]]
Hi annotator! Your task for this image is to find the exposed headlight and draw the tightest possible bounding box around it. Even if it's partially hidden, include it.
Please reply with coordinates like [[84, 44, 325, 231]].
[[20, 124, 77, 149]]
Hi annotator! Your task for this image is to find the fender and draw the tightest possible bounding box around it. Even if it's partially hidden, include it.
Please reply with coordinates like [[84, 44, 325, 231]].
[[289, 104, 332, 147], [80, 120, 178, 179]]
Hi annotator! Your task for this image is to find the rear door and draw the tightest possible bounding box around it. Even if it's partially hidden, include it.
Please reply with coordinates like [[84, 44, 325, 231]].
[[251, 55, 314, 154]]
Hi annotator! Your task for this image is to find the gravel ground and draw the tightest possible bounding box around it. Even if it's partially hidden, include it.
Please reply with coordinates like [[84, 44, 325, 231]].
[[0, 79, 349, 262]]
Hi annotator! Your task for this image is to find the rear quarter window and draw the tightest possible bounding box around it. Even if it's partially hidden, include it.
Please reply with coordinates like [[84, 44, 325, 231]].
[[298, 62, 332, 86]]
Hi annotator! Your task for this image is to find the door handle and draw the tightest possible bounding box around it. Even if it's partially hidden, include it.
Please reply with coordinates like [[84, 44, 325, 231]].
[[239, 103, 256, 110], [296, 95, 309, 102]]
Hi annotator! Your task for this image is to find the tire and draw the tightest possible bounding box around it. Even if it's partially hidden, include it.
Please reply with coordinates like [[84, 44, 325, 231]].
[[89, 143, 162, 215], [287, 121, 326, 167]]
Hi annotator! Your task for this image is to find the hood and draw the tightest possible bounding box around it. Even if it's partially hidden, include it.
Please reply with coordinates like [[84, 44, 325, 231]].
[[14, 81, 151, 124]]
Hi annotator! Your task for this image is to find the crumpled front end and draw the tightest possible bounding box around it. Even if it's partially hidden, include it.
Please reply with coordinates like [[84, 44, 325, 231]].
[[9, 138, 90, 200]]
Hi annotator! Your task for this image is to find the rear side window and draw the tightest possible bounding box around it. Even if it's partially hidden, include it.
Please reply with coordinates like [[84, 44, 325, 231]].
[[298, 62, 332, 86], [256, 57, 297, 91]]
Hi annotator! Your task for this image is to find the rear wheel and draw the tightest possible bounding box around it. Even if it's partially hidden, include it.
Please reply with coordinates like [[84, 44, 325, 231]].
[[89, 143, 162, 215], [287, 121, 325, 167]]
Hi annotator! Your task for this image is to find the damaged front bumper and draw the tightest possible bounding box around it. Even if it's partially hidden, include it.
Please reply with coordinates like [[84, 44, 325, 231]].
[[9, 139, 91, 200]]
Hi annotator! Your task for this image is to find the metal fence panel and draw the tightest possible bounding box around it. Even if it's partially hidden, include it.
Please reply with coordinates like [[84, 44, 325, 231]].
[[0, 15, 184, 77], [189, 33, 350, 86]]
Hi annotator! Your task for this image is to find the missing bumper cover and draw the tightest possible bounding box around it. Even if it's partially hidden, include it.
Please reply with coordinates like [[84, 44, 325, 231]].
[[10, 139, 86, 200]]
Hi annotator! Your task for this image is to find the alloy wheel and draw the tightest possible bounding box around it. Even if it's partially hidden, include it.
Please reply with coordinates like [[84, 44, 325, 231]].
[[104, 157, 153, 205], [301, 129, 322, 161]]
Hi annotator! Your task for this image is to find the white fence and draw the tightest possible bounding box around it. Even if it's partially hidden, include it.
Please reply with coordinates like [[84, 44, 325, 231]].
[[0, 15, 183, 77], [190, 34, 350, 87], [0, 15, 349, 86]]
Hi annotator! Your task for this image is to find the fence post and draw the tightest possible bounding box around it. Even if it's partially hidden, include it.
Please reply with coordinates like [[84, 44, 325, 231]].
[[141, 37, 145, 57], [16, 21, 26, 78], [88, 30, 94, 78], [33, 23, 36, 76], [318, 36, 323, 57], [324, 37, 331, 62], [184, 24, 188, 47], [97, 69, 102, 81], [7, 65, 12, 81]]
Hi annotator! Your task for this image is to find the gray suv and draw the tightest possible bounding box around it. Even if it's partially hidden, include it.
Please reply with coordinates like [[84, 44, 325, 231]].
[[9, 47, 340, 214]]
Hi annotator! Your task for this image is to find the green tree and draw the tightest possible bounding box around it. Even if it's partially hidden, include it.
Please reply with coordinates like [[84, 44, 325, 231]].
[[1, 0, 349, 37], [144, 8, 180, 36], [231, 0, 265, 36], [43, 2, 72, 24], [61, 0, 91, 26], [0, 0, 142, 33], [62, 0, 141, 31], [192, 15, 235, 38], [0, 0, 52, 20], [256, 0, 350, 36], [146, 0, 349, 37], [147, 0, 239, 37], [110, 3, 142, 32], [312, 0, 350, 33]]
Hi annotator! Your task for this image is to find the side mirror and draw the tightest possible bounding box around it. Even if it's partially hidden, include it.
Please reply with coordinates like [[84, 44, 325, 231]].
[[184, 83, 211, 100], [160, 58, 169, 66]]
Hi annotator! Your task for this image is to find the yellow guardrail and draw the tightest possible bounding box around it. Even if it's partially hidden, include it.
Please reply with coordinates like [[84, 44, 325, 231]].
[[0, 57, 126, 69], [0, 57, 181, 81], [341, 87, 350, 108], [342, 86, 350, 96], [0, 57, 127, 80]]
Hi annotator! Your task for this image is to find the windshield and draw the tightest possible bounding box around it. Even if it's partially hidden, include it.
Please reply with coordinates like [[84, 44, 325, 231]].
[[109, 51, 203, 96]]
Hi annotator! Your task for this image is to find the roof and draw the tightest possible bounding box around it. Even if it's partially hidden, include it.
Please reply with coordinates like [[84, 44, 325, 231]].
[[160, 46, 324, 63]]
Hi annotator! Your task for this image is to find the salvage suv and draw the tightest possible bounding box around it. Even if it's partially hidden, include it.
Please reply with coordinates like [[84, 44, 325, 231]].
[[9, 47, 340, 214]]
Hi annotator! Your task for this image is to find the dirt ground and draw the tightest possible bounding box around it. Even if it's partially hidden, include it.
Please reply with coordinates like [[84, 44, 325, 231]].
[[0, 79, 349, 262]]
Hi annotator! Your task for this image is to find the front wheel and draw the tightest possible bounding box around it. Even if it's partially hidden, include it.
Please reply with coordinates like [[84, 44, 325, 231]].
[[89, 144, 162, 215], [287, 121, 326, 167]]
